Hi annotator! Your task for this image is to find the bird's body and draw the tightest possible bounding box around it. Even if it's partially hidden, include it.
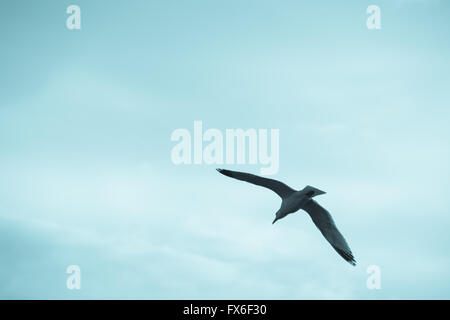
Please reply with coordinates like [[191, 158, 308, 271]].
[[274, 187, 325, 223], [216, 168, 356, 266]]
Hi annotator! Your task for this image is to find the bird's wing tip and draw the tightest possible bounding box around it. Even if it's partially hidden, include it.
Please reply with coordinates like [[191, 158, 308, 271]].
[[333, 245, 356, 266], [216, 168, 234, 178], [347, 256, 357, 266]]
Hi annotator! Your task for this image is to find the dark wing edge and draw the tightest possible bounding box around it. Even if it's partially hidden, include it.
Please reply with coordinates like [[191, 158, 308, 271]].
[[216, 168, 295, 199], [302, 199, 356, 266]]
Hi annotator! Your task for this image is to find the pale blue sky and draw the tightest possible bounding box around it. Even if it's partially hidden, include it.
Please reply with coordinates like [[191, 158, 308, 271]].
[[1, 0, 450, 299]]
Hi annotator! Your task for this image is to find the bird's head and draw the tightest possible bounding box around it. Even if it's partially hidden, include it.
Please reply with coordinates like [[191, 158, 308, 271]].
[[303, 185, 326, 198]]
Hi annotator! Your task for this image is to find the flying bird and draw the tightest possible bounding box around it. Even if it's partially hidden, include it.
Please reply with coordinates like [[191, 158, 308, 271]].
[[216, 168, 356, 266]]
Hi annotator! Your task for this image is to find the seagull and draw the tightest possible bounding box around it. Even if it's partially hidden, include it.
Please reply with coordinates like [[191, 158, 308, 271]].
[[216, 168, 356, 266]]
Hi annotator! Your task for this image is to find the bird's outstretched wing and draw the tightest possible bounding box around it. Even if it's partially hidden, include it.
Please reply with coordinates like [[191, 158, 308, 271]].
[[302, 199, 356, 266], [216, 169, 295, 199]]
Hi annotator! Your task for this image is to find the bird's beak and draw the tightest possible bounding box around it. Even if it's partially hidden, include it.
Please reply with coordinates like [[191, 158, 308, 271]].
[[272, 218, 278, 224]]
